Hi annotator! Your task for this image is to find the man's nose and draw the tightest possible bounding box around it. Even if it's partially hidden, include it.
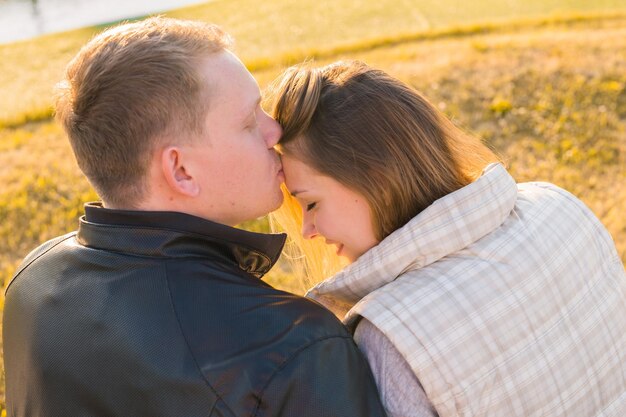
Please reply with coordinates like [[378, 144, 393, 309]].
[[264, 114, 282, 148]]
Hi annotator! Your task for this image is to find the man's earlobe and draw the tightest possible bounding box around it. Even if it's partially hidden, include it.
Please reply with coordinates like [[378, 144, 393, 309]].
[[161, 146, 200, 197]]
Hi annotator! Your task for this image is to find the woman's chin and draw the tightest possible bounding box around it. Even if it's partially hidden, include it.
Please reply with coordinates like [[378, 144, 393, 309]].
[[338, 245, 359, 263]]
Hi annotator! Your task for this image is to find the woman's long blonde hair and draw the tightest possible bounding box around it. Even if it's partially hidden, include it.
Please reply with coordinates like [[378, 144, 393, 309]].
[[269, 60, 500, 287]]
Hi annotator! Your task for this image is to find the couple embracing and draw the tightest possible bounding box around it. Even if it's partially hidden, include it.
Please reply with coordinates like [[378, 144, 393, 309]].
[[4, 17, 626, 417]]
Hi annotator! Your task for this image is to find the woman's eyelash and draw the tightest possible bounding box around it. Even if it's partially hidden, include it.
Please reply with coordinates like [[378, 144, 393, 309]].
[[306, 202, 317, 211]]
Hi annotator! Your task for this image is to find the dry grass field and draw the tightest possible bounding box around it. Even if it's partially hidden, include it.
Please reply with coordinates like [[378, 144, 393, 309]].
[[1, 0, 625, 411]]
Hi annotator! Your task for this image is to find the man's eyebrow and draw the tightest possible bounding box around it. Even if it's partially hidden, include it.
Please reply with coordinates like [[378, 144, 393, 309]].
[[242, 96, 262, 122]]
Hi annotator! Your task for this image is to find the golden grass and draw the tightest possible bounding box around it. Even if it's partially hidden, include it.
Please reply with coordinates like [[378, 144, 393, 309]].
[[1, 4, 626, 411], [2, 0, 626, 126]]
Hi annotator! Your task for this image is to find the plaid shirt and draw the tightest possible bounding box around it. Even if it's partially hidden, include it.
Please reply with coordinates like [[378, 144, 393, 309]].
[[307, 163, 626, 417]]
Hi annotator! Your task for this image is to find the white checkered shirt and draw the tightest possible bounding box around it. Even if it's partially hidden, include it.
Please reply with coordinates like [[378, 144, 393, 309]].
[[307, 163, 626, 417]]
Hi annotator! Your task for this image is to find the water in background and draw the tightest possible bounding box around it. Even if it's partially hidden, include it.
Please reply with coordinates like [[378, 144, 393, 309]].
[[0, 0, 210, 44]]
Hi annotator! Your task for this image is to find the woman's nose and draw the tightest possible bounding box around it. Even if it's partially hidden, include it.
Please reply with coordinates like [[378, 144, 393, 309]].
[[302, 218, 318, 240]]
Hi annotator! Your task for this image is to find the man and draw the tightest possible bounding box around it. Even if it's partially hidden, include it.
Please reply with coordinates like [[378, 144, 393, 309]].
[[3, 17, 387, 417]]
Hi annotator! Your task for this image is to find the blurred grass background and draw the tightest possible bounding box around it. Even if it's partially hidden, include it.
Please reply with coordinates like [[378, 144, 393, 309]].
[[1, 0, 626, 412]]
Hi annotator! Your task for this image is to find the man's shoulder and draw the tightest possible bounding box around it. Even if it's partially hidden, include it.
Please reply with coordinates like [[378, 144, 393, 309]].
[[161, 262, 356, 410], [231, 283, 354, 357], [262, 285, 352, 337], [167, 262, 350, 342], [20, 231, 76, 266], [6, 232, 77, 294]]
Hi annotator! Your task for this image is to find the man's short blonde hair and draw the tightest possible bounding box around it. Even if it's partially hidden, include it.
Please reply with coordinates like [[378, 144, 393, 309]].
[[56, 17, 231, 207]]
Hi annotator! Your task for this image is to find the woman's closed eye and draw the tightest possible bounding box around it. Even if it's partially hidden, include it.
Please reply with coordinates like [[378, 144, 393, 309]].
[[306, 202, 317, 211]]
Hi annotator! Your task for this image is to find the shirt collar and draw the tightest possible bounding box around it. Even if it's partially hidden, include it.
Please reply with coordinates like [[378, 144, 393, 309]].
[[307, 163, 518, 311], [78, 202, 286, 278]]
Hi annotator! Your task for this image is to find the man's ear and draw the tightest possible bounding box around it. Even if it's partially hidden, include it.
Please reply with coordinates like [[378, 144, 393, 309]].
[[160, 146, 200, 197]]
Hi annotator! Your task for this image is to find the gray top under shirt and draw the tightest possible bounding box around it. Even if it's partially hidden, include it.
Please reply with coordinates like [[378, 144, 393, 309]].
[[353, 319, 438, 417]]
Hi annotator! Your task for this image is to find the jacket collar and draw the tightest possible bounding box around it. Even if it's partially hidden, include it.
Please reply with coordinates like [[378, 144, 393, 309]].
[[306, 163, 518, 314], [77, 202, 286, 278]]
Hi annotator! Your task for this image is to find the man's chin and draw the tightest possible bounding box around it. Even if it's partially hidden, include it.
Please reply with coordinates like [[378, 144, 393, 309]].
[[241, 192, 284, 224], [269, 184, 286, 206], [274, 189, 285, 207]]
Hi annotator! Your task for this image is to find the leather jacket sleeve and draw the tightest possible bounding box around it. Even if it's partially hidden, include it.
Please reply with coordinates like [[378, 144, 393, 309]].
[[258, 334, 388, 417]]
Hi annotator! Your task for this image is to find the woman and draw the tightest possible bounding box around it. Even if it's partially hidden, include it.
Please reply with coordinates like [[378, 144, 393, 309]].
[[270, 60, 626, 417]]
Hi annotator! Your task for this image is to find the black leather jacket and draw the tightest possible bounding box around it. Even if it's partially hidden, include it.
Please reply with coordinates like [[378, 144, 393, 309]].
[[3, 203, 386, 417]]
